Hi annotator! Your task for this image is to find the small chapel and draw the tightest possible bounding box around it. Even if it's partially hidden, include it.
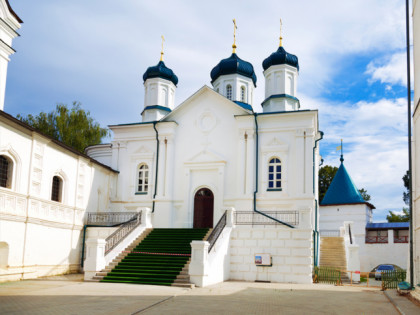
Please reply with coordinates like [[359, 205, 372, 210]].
[[0, 1, 323, 286]]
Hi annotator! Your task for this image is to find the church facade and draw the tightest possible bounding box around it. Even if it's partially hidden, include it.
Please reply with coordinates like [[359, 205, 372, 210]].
[[0, 1, 322, 285]]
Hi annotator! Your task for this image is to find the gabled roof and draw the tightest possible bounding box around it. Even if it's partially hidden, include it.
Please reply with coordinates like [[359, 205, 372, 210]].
[[321, 161, 366, 206], [161, 85, 252, 122], [5, 0, 23, 23]]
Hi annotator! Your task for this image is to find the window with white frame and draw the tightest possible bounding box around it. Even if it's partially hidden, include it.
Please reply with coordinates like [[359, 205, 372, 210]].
[[240, 86, 246, 102], [226, 85, 232, 100], [137, 164, 149, 193], [0, 155, 13, 189], [268, 157, 281, 190], [51, 176, 63, 202]]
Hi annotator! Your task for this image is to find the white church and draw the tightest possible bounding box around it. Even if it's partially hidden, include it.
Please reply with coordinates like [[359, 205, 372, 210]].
[[0, 1, 324, 286]]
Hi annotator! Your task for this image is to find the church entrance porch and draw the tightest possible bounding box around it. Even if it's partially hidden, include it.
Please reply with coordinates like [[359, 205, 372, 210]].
[[193, 188, 214, 228]]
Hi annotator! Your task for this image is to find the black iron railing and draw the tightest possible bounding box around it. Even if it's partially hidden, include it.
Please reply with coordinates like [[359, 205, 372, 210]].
[[234, 211, 298, 226], [349, 225, 353, 244], [382, 270, 407, 290], [105, 212, 141, 255], [87, 212, 138, 226], [207, 212, 227, 253], [319, 230, 341, 237]]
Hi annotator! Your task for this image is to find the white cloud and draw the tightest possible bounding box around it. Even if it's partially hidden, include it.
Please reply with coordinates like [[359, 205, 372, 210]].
[[366, 52, 413, 86], [302, 95, 408, 217]]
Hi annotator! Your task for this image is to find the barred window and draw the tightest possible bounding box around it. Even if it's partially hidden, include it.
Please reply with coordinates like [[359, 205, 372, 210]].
[[268, 158, 281, 189], [137, 164, 149, 193], [51, 176, 62, 202], [226, 85, 232, 100], [240, 86, 246, 102], [0, 155, 12, 188]]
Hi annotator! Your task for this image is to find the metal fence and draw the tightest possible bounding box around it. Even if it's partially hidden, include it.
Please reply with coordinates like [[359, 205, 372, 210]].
[[365, 236, 388, 244], [382, 270, 407, 290], [313, 266, 342, 285], [105, 212, 142, 254], [234, 211, 298, 226], [87, 212, 138, 226], [208, 211, 227, 253], [319, 230, 341, 237]]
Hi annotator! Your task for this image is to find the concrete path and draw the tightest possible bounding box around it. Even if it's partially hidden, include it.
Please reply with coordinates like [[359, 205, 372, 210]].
[[0, 274, 419, 314]]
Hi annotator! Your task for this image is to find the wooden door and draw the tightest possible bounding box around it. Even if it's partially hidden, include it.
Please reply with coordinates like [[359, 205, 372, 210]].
[[193, 188, 214, 228]]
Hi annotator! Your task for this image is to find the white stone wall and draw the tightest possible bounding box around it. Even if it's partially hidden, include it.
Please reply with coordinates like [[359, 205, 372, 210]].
[[413, 0, 420, 286], [0, 115, 117, 281], [229, 226, 312, 284]]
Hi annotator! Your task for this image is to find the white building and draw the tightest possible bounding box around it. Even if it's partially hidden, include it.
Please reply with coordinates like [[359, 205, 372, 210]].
[[319, 157, 409, 274], [0, 1, 322, 285]]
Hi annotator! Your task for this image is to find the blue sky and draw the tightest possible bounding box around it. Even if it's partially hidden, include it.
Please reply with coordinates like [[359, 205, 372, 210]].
[[4, 0, 412, 221]]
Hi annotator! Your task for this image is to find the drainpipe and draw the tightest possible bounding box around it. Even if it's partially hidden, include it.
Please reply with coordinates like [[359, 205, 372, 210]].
[[312, 131, 324, 266], [152, 122, 160, 213], [405, 0, 414, 289], [252, 113, 294, 228]]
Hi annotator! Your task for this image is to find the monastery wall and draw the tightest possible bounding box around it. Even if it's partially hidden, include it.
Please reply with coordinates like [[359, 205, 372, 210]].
[[229, 226, 313, 283]]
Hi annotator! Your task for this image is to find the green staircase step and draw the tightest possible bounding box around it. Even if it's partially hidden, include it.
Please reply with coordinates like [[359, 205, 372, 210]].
[[101, 228, 209, 286]]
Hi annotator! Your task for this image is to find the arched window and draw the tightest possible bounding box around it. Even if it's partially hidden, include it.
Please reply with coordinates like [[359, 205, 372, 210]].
[[226, 85, 232, 100], [137, 164, 149, 193], [0, 155, 13, 188], [268, 157, 281, 190], [51, 176, 63, 202], [240, 86, 246, 102]]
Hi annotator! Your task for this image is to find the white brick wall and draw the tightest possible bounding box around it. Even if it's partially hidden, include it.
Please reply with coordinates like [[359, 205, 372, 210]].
[[229, 226, 313, 284]]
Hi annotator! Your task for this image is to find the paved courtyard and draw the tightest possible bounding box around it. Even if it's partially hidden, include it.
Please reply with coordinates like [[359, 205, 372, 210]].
[[0, 274, 419, 314]]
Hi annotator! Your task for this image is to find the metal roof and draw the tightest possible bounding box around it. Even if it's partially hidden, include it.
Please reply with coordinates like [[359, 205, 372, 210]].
[[366, 222, 409, 229], [321, 162, 365, 205]]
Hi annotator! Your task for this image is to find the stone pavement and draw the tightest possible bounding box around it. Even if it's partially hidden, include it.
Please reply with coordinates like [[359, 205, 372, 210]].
[[0, 274, 419, 314]]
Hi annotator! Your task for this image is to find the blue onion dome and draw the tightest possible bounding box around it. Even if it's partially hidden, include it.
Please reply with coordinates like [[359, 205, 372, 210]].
[[262, 46, 299, 71], [210, 53, 257, 87], [143, 60, 178, 86]]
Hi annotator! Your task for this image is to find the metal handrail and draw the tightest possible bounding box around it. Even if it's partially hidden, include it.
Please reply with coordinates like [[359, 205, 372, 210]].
[[87, 212, 138, 226], [234, 211, 298, 226], [104, 212, 141, 254], [349, 225, 353, 244], [394, 236, 409, 243], [365, 236, 388, 243], [207, 212, 227, 253]]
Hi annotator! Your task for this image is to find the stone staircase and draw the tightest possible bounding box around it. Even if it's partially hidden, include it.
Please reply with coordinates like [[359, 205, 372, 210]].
[[98, 228, 210, 286], [89, 228, 153, 282], [319, 237, 350, 283]]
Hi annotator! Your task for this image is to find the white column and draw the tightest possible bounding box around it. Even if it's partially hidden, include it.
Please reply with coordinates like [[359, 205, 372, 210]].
[[295, 129, 305, 196], [165, 136, 175, 200], [84, 238, 106, 280], [157, 136, 166, 198], [237, 131, 246, 196], [246, 129, 255, 196], [189, 241, 210, 287]]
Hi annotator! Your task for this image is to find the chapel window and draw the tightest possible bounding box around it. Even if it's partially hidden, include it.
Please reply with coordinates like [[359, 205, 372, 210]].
[[137, 164, 149, 193], [240, 86, 246, 102], [51, 176, 63, 202], [268, 157, 281, 190], [0, 155, 12, 189], [226, 85, 232, 100]]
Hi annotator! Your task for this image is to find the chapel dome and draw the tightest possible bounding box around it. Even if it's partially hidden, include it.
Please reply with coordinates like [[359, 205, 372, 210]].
[[263, 46, 299, 71], [143, 61, 178, 86], [210, 53, 257, 87]]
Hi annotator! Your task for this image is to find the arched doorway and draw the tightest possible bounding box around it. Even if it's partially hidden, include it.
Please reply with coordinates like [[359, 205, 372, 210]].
[[193, 188, 214, 228]]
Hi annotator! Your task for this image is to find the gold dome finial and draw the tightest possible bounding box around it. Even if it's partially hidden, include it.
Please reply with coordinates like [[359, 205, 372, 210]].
[[232, 19, 237, 53], [160, 35, 165, 61], [279, 19, 283, 47]]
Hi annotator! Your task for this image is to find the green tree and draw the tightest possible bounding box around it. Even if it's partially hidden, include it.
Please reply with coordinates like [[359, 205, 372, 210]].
[[17, 102, 108, 153], [386, 171, 410, 223], [318, 164, 370, 203], [386, 208, 409, 222], [318, 165, 338, 203], [358, 188, 371, 202]]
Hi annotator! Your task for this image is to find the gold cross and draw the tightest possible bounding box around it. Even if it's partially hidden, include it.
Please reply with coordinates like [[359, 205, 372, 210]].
[[279, 19, 283, 47], [160, 35, 165, 61], [232, 19, 237, 53]]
